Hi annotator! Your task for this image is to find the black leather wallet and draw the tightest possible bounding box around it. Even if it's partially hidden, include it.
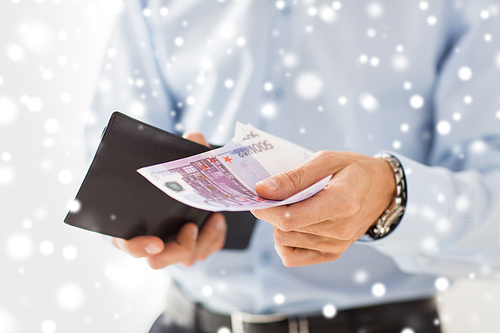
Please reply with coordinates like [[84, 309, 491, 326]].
[[64, 111, 256, 249]]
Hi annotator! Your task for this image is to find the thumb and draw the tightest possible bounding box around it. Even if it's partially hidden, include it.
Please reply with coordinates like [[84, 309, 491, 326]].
[[255, 152, 336, 200]]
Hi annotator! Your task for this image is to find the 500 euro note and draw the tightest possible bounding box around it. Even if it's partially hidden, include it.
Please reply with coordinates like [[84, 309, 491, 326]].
[[137, 123, 331, 212]]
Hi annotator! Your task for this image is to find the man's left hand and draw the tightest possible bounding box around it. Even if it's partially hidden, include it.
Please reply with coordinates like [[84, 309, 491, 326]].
[[251, 150, 396, 267]]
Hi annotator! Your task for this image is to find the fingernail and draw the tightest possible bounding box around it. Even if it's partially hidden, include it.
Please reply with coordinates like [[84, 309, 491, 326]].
[[191, 227, 199, 240], [145, 243, 161, 255], [216, 216, 226, 231], [258, 178, 279, 191]]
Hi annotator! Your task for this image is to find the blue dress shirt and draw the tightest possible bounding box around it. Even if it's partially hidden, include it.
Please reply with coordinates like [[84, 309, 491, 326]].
[[88, 0, 500, 315]]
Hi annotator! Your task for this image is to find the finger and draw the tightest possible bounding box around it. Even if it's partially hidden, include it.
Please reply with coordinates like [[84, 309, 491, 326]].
[[183, 132, 210, 147], [181, 213, 227, 265], [273, 227, 352, 254], [255, 150, 345, 201], [146, 223, 199, 269], [252, 177, 361, 233], [111, 236, 164, 258], [274, 244, 341, 267]]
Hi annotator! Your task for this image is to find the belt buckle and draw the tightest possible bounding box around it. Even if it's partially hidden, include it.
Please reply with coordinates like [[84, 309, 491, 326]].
[[230, 311, 287, 333]]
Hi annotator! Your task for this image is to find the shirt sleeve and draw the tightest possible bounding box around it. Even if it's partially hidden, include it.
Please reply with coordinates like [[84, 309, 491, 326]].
[[366, 5, 500, 278], [85, 0, 177, 161]]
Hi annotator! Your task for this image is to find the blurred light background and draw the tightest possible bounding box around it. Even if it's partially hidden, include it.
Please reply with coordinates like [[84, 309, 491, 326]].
[[0, 1, 500, 333]]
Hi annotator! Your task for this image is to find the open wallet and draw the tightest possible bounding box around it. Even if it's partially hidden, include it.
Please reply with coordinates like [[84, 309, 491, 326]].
[[64, 111, 256, 249]]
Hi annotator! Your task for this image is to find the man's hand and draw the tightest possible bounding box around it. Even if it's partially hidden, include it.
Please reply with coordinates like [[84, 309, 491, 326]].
[[251, 151, 396, 267], [111, 132, 227, 269]]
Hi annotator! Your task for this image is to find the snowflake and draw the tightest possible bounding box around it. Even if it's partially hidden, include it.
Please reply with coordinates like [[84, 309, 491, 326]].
[[359, 93, 379, 112], [0, 97, 18, 124], [58, 169, 73, 184], [45, 118, 60, 133], [366, 2, 384, 19], [263, 82, 273, 91], [6, 233, 33, 260], [1, 152, 11, 162], [67, 199, 81, 213], [40, 240, 55, 255], [322, 304, 337, 318], [308, 7, 318, 16], [62, 245, 77, 261], [295, 72, 323, 99], [57, 283, 85, 310], [274, 293, 285, 304], [409, 95, 424, 109], [261, 103, 277, 119], [436, 121, 451, 135], [359, 54, 368, 63], [23, 219, 33, 229], [480, 10, 490, 20], [458, 67, 472, 81], [392, 54, 409, 71], [369, 57, 379, 66], [319, 5, 337, 23], [371, 283, 386, 297], [202, 285, 213, 297], [174, 37, 184, 46], [354, 269, 369, 284], [41, 320, 57, 333], [219, 23, 235, 39], [427, 16, 437, 25], [236, 37, 246, 46], [401, 328, 415, 333], [5, 44, 26, 62], [224, 79, 234, 89], [0, 166, 15, 185], [275, 1, 285, 10]]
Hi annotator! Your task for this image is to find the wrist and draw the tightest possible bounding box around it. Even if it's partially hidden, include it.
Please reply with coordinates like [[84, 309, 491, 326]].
[[366, 153, 407, 240]]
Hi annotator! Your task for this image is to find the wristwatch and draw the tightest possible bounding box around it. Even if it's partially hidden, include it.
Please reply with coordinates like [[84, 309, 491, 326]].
[[365, 153, 407, 240]]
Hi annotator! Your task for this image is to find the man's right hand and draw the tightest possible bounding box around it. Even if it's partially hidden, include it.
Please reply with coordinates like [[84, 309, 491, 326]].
[[111, 212, 226, 269], [111, 131, 227, 269]]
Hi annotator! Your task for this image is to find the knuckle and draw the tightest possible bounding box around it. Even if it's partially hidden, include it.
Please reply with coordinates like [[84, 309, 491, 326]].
[[147, 257, 166, 270], [283, 167, 305, 189], [281, 254, 295, 267], [184, 257, 197, 266], [273, 229, 286, 246], [338, 193, 361, 217], [335, 224, 357, 240], [279, 247, 296, 267], [324, 252, 342, 262], [251, 210, 263, 221]]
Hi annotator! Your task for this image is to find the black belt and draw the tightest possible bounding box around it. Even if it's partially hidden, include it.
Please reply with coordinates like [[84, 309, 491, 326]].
[[195, 298, 441, 333]]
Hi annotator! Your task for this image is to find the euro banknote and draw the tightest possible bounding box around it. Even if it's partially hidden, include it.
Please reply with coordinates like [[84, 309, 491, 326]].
[[137, 123, 331, 212]]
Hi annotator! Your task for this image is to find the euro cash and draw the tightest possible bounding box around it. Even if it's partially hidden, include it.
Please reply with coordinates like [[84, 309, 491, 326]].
[[137, 123, 330, 212]]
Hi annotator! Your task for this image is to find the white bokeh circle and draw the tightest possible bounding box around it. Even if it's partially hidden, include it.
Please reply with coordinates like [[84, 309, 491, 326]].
[[56, 283, 85, 311], [295, 72, 323, 99]]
